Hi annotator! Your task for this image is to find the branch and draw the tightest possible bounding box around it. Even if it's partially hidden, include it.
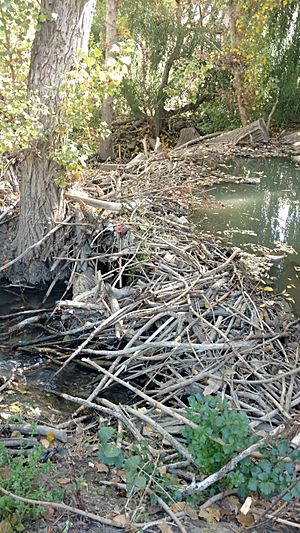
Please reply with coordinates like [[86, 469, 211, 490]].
[[0, 486, 125, 529], [66, 192, 122, 212], [266, 99, 279, 133]]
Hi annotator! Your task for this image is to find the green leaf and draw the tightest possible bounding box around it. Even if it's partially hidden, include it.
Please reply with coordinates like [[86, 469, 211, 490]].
[[247, 478, 257, 491], [85, 56, 96, 68], [98, 426, 115, 444], [134, 475, 147, 490]]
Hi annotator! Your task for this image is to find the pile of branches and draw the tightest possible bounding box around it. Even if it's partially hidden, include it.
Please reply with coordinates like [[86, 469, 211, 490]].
[[1, 163, 299, 530]]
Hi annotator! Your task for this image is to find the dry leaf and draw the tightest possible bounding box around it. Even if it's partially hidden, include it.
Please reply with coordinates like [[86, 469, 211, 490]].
[[258, 286, 274, 292], [95, 462, 109, 473], [203, 378, 221, 396], [158, 465, 167, 475], [0, 520, 13, 533], [0, 467, 12, 481], [171, 502, 198, 520], [111, 514, 128, 527], [199, 507, 221, 522], [159, 522, 174, 533], [240, 496, 252, 515], [142, 424, 153, 436], [46, 431, 55, 442], [237, 512, 255, 526], [9, 403, 20, 413], [40, 437, 50, 448], [57, 477, 72, 485], [224, 495, 240, 514], [117, 468, 126, 481]]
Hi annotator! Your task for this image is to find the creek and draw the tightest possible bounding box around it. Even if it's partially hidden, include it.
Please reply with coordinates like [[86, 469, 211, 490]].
[[193, 157, 300, 316]]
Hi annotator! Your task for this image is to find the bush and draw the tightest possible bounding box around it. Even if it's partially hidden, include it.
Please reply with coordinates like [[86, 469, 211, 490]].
[[183, 396, 300, 501]]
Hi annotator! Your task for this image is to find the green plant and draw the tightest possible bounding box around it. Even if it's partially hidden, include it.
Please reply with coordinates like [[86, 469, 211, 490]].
[[183, 396, 300, 501], [0, 442, 61, 530], [98, 426, 124, 468], [98, 428, 178, 501]]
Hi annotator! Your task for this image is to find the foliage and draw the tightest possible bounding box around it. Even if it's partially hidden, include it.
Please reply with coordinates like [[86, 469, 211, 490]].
[[183, 396, 300, 501], [119, 0, 205, 124], [98, 426, 124, 468], [98, 427, 178, 502], [0, 442, 61, 530], [0, 0, 42, 155], [98, 396, 299, 510], [0, 1, 132, 175], [216, 0, 300, 125]]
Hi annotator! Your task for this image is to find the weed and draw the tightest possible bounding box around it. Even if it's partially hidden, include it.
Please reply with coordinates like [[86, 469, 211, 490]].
[[0, 443, 61, 531], [183, 396, 300, 501], [97, 397, 300, 508]]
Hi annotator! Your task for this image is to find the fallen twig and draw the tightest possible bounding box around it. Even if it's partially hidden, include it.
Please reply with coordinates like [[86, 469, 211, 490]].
[[0, 486, 125, 529]]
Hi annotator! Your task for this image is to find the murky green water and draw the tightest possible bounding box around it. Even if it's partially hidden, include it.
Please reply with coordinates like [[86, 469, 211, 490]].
[[193, 157, 300, 315]]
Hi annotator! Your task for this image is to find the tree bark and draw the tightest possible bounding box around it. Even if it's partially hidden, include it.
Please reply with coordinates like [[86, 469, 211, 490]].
[[99, 0, 117, 161], [15, 0, 95, 284], [206, 118, 269, 145]]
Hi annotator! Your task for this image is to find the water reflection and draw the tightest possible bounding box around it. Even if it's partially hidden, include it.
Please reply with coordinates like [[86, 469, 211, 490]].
[[193, 157, 300, 315]]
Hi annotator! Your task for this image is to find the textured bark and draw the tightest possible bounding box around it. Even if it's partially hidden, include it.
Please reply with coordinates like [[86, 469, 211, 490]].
[[206, 118, 269, 145], [15, 0, 95, 283], [99, 0, 117, 161]]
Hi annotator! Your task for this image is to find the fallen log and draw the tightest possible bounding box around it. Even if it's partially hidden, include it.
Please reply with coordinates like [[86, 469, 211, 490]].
[[206, 118, 269, 145]]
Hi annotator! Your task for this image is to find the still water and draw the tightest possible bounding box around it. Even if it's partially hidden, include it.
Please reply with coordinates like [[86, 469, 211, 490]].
[[193, 157, 300, 315]]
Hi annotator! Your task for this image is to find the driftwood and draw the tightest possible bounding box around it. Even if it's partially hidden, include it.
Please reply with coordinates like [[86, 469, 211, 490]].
[[206, 118, 269, 145], [8, 424, 68, 443], [66, 192, 122, 212]]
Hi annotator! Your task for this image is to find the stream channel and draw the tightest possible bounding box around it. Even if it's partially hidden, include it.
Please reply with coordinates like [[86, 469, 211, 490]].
[[0, 156, 299, 415], [193, 157, 300, 316]]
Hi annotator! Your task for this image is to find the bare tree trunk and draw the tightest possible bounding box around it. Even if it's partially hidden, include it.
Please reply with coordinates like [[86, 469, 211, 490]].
[[99, 0, 117, 161], [227, 0, 248, 127], [15, 0, 95, 284]]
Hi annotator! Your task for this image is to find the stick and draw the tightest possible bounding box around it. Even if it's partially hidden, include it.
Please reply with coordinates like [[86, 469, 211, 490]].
[[155, 494, 188, 533], [66, 192, 122, 212], [53, 302, 137, 376], [0, 486, 125, 529], [82, 358, 197, 429], [9, 424, 67, 443]]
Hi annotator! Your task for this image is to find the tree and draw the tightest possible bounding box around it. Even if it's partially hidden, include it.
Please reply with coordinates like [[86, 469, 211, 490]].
[[99, 0, 118, 161], [120, 0, 205, 136], [14, 0, 96, 284], [226, 0, 248, 126]]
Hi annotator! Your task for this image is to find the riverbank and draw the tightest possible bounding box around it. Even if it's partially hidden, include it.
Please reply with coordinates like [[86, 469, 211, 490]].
[[0, 133, 300, 532]]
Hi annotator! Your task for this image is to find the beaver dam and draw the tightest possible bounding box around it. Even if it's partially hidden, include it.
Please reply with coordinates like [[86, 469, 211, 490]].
[[0, 137, 300, 532]]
